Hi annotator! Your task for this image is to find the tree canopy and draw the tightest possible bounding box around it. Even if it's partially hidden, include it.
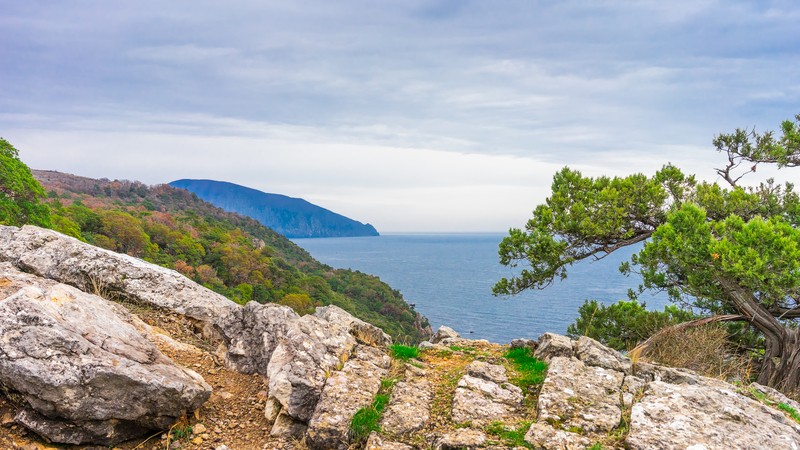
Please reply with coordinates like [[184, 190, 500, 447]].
[[0, 138, 51, 227], [495, 114, 800, 392]]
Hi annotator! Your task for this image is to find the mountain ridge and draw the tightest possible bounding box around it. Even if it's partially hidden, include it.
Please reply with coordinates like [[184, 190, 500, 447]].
[[169, 178, 379, 238]]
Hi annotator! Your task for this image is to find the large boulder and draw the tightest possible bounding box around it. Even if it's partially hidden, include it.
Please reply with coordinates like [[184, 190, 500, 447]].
[[0, 264, 211, 445], [626, 380, 800, 450], [217, 301, 299, 376], [266, 313, 358, 425]]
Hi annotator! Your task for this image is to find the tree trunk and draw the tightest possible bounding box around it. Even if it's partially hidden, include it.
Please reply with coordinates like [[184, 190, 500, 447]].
[[718, 277, 800, 394]]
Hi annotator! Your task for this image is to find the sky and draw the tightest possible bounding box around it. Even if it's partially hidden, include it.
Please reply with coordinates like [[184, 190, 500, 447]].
[[2, 1, 799, 232]]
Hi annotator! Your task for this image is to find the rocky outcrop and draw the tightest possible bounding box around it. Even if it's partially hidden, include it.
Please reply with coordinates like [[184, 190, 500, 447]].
[[537, 356, 624, 433], [306, 345, 391, 449], [0, 263, 211, 445], [0, 225, 237, 328], [524, 422, 592, 450], [4, 225, 800, 450], [381, 364, 434, 435], [627, 380, 800, 449], [452, 361, 524, 424]]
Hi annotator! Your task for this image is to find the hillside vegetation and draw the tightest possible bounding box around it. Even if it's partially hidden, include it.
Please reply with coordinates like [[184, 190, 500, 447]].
[[33, 170, 430, 343]]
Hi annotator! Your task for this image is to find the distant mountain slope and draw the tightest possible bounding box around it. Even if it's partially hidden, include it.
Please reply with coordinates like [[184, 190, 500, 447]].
[[169, 179, 379, 238]]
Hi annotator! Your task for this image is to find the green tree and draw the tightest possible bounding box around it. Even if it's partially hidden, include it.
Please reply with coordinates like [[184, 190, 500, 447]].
[[0, 138, 51, 227], [495, 115, 800, 392]]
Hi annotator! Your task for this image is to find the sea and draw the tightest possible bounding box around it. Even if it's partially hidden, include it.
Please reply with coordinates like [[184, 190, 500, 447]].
[[292, 233, 670, 343]]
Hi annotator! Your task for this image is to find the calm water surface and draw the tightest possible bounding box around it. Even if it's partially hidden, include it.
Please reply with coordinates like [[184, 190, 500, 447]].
[[293, 233, 669, 343]]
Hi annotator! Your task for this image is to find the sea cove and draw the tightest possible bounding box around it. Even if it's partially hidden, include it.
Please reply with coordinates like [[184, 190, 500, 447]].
[[294, 233, 670, 343]]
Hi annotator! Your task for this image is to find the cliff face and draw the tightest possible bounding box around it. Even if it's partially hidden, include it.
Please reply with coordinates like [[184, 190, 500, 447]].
[[1, 225, 799, 450], [169, 179, 380, 238]]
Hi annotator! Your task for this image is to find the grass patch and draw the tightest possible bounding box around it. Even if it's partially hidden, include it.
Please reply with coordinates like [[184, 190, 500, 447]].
[[485, 421, 532, 448], [390, 344, 420, 361], [778, 403, 800, 423], [350, 393, 390, 443], [588, 443, 605, 450], [747, 387, 800, 424], [503, 347, 548, 391]]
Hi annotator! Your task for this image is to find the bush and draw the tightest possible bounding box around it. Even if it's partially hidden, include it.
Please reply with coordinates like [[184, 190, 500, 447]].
[[567, 299, 696, 351], [638, 323, 753, 381]]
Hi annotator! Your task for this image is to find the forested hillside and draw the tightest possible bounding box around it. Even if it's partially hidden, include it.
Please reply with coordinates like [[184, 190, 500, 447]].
[[33, 170, 430, 343]]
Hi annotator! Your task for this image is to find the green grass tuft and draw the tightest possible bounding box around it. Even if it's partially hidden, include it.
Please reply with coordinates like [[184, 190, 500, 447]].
[[504, 347, 548, 391], [485, 421, 532, 448], [349, 386, 394, 443], [390, 344, 420, 361], [778, 403, 800, 423]]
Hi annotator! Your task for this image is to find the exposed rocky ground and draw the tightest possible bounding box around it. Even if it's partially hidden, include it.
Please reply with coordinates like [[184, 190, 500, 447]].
[[2, 225, 800, 450]]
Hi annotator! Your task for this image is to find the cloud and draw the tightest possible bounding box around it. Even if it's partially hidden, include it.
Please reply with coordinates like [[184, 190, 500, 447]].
[[2, 0, 799, 230]]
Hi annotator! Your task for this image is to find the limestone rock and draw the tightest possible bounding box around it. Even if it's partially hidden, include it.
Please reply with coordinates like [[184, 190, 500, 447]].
[[216, 301, 298, 376], [306, 344, 390, 450], [621, 375, 648, 410], [0, 264, 211, 445], [435, 429, 487, 449], [524, 422, 593, 450], [0, 225, 237, 328], [749, 382, 800, 414], [627, 380, 800, 450], [537, 356, 623, 433], [431, 325, 460, 343], [314, 305, 392, 348], [365, 432, 414, 450], [269, 411, 307, 439], [266, 313, 357, 423], [574, 336, 632, 374], [509, 338, 537, 351], [533, 333, 574, 361], [452, 361, 523, 424], [381, 364, 434, 435]]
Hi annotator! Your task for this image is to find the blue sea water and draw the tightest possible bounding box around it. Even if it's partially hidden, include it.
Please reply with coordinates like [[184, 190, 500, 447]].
[[292, 233, 670, 343]]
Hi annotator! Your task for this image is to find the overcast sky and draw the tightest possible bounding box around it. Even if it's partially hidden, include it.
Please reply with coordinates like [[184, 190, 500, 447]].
[[2, 1, 798, 232]]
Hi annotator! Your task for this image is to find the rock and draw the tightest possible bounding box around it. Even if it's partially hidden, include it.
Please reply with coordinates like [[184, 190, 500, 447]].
[[435, 428, 487, 449], [537, 356, 623, 433], [509, 338, 537, 351], [269, 411, 307, 438], [266, 313, 357, 423], [306, 345, 390, 450], [574, 336, 632, 373], [452, 361, 523, 424], [314, 305, 392, 348], [524, 422, 593, 450], [431, 325, 460, 343], [217, 301, 298, 376], [381, 365, 434, 435], [0, 264, 211, 445], [418, 341, 450, 352], [749, 382, 800, 413], [621, 375, 648, 409], [533, 333, 574, 361], [627, 380, 800, 450], [0, 225, 237, 331], [365, 432, 414, 450], [192, 423, 207, 434]]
